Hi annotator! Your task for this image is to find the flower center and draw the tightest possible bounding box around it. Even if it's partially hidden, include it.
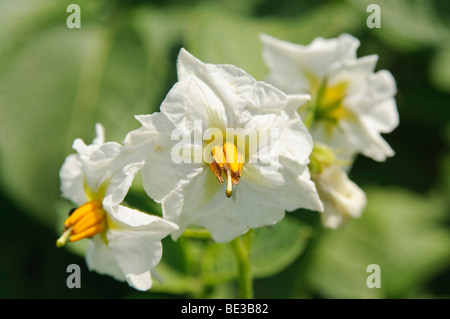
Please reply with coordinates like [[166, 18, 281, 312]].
[[314, 81, 350, 123], [56, 199, 106, 247], [209, 141, 244, 198]]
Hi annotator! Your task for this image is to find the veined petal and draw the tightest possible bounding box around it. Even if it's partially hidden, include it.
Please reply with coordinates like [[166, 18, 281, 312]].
[[364, 70, 397, 105], [81, 141, 123, 195], [177, 49, 252, 117], [261, 33, 399, 163], [177, 48, 292, 126], [59, 154, 87, 206], [85, 235, 126, 283], [260, 33, 360, 93], [328, 57, 398, 159], [162, 168, 251, 242], [104, 205, 178, 291], [309, 122, 358, 164], [313, 164, 367, 229], [125, 271, 153, 292], [285, 94, 312, 117], [362, 98, 399, 134], [330, 56, 378, 101], [61, 124, 109, 205], [103, 161, 144, 207], [72, 123, 105, 158], [342, 119, 395, 162], [141, 135, 204, 203], [243, 159, 323, 213], [163, 158, 322, 243], [105, 203, 179, 236]]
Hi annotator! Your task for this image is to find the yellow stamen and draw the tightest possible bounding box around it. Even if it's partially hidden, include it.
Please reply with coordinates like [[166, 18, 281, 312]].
[[69, 222, 106, 243], [223, 142, 240, 173], [210, 142, 244, 198], [64, 200, 102, 227], [56, 199, 106, 247], [316, 81, 352, 123], [72, 208, 105, 235], [211, 145, 226, 168]]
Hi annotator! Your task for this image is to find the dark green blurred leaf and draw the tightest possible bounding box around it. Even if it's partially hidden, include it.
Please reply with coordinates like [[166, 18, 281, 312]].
[[251, 217, 312, 278], [200, 217, 312, 285], [201, 241, 237, 285], [430, 46, 450, 93], [0, 1, 176, 229], [150, 261, 203, 296]]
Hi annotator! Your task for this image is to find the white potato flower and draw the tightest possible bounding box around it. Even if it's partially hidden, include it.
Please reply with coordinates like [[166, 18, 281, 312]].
[[260, 33, 399, 162], [125, 48, 323, 243], [57, 123, 178, 291]]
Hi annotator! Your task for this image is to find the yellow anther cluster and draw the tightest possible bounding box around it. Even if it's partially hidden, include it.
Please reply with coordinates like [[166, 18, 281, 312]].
[[56, 199, 106, 247], [209, 142, 244, 197]]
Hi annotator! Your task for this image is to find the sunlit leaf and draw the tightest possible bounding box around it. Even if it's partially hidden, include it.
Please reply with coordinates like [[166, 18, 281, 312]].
[[200, 217, 312, 285]]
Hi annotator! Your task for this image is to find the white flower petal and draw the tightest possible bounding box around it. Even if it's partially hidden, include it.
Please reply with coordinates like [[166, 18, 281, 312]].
[[106, 204, 179, 235], [72, 123, 105, 158], [343, 120, 395, 162], [85, 235, 126, 282], [285, 94, 312, 117], [313, 164, 367, 229], [163, 158, 322, 243], [261, 34, 399, 162], [363, 70, 397, 105], [103, 205, 178, 291], [108, 233, 162, 291], [260, 33, 360, 93], [104, 161, 144, 206], [244, 160, 323, 212], [177, 48, 255, 117], [59, 154, 87, 206], [125, 271, 153, 292], [162, 168, 285, 243], [92, 123, 105, 146], [81, 142, 123, 193]]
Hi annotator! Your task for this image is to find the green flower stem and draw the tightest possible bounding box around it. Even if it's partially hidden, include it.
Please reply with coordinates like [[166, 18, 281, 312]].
[[231, 231, 253, 299], [182, 228, 212, 239], [304, 77, 328, 130]]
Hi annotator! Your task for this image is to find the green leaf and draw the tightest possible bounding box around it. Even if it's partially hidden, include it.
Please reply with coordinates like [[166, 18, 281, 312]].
[[251, 217, 313, 278], [429, 45, 450, 94], [150, 261, 204, 296], [201, 241, 238, 285], [0, 2, 177, 230], [301, 187, 450, 298]]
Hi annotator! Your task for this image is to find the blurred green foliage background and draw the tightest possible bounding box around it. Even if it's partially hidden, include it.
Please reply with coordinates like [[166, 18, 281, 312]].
[[0, 0, 449, 299]]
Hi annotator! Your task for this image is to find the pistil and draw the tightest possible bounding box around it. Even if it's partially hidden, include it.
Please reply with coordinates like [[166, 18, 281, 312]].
[[210, 142, 244, 198]]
